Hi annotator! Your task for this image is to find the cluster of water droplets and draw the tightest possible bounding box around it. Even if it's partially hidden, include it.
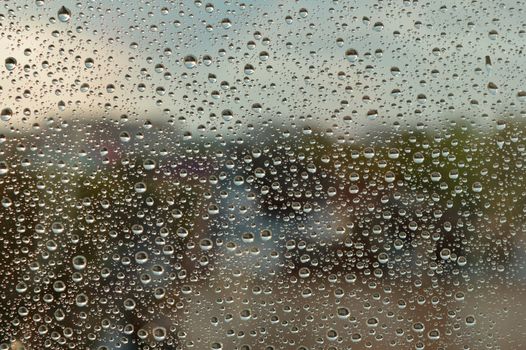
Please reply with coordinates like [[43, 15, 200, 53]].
[[0, 0, 525, 349]]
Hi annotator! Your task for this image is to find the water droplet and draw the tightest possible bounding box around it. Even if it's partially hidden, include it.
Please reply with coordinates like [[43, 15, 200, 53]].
[[58, 6, 71, 22]]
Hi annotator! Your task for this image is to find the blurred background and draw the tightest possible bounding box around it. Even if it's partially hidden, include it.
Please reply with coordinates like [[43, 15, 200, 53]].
[[0, 0, 525, 349]]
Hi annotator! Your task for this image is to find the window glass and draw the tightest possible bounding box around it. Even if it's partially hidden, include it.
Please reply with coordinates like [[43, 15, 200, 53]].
[[0, 1, 525, 349]]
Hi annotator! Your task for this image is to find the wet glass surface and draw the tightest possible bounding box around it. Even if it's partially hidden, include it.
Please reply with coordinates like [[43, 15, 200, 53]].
[[0, 1, 525, 349]]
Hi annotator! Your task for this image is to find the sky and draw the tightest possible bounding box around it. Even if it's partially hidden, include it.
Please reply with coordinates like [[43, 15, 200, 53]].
[[1, 0, 525, 137]]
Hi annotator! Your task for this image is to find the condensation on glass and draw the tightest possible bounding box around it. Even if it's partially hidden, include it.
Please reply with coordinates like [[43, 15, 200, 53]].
[[0, 0, 525, 349]]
